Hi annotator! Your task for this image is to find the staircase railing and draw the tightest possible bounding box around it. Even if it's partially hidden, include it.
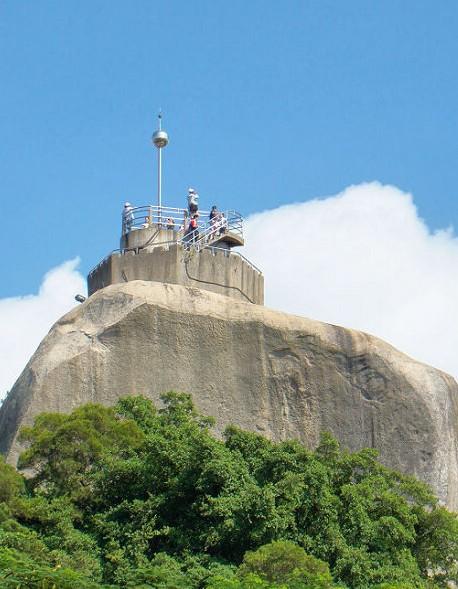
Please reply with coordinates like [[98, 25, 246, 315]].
[[180, 211, 242, 252]]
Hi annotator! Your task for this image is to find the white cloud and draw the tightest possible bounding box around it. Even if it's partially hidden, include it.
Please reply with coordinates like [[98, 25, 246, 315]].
[[244, 182, 458, 380], [0, 259, 86, 400]]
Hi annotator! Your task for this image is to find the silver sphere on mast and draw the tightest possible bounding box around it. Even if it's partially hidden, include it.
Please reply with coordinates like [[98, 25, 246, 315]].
[[152, 112, 169, 222], [152, 116, 169, 148]]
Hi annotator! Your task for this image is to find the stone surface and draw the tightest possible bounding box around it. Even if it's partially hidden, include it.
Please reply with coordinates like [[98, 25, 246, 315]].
[[1, 281, 457, 509]]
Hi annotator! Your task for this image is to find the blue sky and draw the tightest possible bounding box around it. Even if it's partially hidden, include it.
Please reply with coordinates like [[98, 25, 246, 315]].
[[1, 0, 458, 297]]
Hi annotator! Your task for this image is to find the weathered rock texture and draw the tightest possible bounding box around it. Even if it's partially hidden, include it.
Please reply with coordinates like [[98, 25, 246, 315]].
[[1, 281, 457, 509]]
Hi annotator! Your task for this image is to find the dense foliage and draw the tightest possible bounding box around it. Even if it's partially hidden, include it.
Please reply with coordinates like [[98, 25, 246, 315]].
[[0, 392, 457, 588]]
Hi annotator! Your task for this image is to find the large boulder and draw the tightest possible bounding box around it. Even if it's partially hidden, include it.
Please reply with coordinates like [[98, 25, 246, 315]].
[[1, 281, 457, 508]]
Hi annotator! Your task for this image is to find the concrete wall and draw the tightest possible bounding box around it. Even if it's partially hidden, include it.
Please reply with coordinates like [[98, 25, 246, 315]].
[[88, 243, 264, 304], [120, 226, 181, 250]]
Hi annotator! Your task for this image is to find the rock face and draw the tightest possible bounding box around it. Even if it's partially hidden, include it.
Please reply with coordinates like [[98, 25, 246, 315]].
[[1, 281, 457, 509]]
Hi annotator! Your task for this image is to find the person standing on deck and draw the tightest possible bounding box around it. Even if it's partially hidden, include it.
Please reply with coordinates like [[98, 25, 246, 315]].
[[123, 202, 134, 232], [187, 188, 199, 214], [209, 205, 219, 239]]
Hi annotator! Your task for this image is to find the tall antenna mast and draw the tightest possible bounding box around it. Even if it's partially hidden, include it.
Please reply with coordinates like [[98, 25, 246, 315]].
[[152, 111, 169, 223]]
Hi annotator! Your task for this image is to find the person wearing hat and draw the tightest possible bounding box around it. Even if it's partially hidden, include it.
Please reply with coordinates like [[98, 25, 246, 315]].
[[123, 201, 134, 232], [187, 187, 199, 214]]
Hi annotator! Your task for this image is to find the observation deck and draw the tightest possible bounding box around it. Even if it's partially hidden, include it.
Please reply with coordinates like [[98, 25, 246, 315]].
[[87, 203, 264, 305], [120, 205, 245, 252]]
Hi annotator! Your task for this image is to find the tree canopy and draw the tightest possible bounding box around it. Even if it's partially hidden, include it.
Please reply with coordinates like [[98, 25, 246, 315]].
[[0, 392, 457, 588]]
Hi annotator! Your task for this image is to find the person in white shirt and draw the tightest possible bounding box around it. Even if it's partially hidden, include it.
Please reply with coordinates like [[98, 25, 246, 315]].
[[219, 212, 228, 235], [123, 202, 134, 232], [187, 188, 199, 214]]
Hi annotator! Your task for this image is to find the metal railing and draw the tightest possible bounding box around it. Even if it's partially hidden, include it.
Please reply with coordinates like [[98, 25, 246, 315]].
[[122, 205, 188, 235], [122, 205, 243, 243], [205, 246, 263, 274], [180, 210, 243, 252]]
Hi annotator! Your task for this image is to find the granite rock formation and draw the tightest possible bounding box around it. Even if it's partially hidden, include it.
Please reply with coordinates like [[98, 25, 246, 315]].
[[1, 281, 457, 509]]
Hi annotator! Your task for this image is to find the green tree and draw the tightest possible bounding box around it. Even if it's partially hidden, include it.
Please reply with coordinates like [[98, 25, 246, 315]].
[[413, 506, 458, 587], [18, 403, 145, 502], [0, 457, 25, 504], [115, 395, 158, 432], [239, 541, 335, 588], [8, 393, 458, 588], [0, 546, 106, 588], [114, 552, 191, 588], [206, 574, 281, 588]]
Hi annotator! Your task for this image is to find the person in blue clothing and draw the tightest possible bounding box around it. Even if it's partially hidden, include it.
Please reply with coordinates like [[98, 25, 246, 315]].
[[209, 205, 219, 221]]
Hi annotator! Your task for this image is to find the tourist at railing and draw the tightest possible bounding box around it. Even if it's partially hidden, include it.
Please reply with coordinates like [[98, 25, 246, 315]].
[[123, 202, 134, 232], [187, 188, 199, 214], [219, 212, 228, 235], [209, 205, 219, 221], [190, 214, 199, 240], [183, 213, 199, 246], [208, 206, 219, 239]]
